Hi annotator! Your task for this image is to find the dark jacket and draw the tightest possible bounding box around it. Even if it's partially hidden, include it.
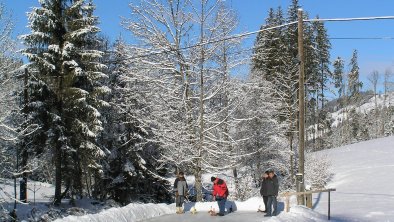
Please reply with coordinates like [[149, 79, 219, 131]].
[[265, 175, 279, 196], [260, 178, 269, 196]]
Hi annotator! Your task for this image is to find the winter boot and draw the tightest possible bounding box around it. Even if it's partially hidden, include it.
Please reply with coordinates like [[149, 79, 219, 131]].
[[176, 207, 184, 214]]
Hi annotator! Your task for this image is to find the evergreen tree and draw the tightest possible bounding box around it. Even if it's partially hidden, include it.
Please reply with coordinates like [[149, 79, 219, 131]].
[[308, 19, 330, 150], [348, 50, 362, 102], [285, 0, 301, 71], [333, 57, 345, 99], [252, 8, 283, 82], [303, 14, 319, 149], [21, 0, 108, 205], [252, 0, 334, 178], [99, 39, 170, 204], [313, 17, 331, 108]]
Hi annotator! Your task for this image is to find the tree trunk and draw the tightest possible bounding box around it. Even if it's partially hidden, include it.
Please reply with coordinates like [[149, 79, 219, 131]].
[[196, 0, 205, 202], [233, 167, 239, 199], [54, 140, 62, 206], [21, 68, 29, 203], [54, 73, 63, 206], [53, 0, 65, 206], [194, 163, 203, 201], [289, 132, 294, 185]]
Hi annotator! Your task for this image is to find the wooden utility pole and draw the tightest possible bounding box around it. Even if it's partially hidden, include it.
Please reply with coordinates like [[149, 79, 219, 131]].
[[297, 9, 305, 178], [297, 8, 306, 205]]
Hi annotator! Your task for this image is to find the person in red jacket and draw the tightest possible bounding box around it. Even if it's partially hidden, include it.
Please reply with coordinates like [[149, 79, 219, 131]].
[[211, 176, 229, 216]]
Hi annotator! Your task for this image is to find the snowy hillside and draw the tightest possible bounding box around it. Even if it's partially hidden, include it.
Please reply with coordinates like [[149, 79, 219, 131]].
[[331, 92, 394, 128], [314, 136, 394, 221]]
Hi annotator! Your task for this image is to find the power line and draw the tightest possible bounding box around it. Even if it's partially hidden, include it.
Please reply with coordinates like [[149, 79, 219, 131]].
[[113, 21, 298, 62], [305, 15, 394, 22], [329, 37, 394, 40], [114, 15, 394, 62]]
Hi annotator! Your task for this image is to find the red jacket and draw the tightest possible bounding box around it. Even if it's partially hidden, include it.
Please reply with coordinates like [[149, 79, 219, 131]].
[[212, 178, 229, 198]]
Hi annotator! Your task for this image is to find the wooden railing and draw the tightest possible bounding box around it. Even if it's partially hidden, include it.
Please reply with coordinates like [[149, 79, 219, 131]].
[[281, 188, 336, 220]]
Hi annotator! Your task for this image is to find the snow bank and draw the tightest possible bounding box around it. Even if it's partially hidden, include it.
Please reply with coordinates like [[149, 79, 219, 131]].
[[267, 206, 328, 222], [55, 203, 174, 222]]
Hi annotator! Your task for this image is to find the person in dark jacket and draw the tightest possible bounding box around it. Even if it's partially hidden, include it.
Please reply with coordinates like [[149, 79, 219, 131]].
[[211, 176, 229, 216], [264, 169, 279, 217], [259, 171, 269, 213], [174, 172, 188, 214]]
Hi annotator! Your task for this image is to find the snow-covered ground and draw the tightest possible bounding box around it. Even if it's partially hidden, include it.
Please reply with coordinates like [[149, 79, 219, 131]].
[[3, 136, 394, 221], [56, 197, 328, 222], [0, 179, 118, 221], [145, 202, 328, 222], [313, 136, 394, 221], [0, 179, 54, 220]]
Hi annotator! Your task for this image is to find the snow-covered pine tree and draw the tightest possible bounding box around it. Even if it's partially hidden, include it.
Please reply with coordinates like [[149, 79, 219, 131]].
[[303, 14, 320, 151], [252, 1, 320, 183], [348, 50, 362, 103], [252, 5, 297, 183], [308, 17, 331, 150], [21, 0, 108, 205], [313, 16, 331, 109], [252, 8, 282, 82], [333, 57, 345, 100], [99, 38, 170, 204], [252, 0, 334, 182]]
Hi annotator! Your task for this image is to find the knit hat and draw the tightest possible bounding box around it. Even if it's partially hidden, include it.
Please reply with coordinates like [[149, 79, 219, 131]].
[[211, 176, 216, 182]]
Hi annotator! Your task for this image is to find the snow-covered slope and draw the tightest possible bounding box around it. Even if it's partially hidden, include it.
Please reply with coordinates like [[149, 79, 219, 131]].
[[314, 136, 394, 221], [331, 92, 394, 128]]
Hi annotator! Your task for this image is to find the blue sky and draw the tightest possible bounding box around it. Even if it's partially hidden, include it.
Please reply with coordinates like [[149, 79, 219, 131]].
[[4, 0, 394, 97]]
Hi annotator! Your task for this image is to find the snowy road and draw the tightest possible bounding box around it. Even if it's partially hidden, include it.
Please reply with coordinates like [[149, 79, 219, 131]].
[[313, 136, 394, 221], [145, 212, 269, 222]]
